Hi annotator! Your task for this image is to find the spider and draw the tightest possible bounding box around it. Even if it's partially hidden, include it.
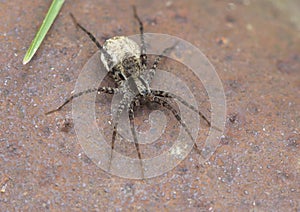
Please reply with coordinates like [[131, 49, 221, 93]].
[[46, 6, 215, 178]]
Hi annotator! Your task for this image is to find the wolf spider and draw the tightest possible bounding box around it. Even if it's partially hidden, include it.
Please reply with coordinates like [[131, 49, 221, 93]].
[[46, 6, 215, 178]]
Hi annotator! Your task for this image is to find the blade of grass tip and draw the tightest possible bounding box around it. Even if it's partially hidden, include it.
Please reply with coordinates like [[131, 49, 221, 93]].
[[22, 0, 65, 65]]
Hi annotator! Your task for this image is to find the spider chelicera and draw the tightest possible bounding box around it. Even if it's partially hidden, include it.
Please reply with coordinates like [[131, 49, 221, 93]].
[[46, 6, 215, 178]]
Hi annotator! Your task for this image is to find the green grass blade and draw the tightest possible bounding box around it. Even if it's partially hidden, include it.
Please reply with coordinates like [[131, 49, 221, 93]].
[[23, 0, 65, 65]]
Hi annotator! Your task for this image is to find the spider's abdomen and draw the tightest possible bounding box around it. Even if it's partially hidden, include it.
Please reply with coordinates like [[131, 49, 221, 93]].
[[101, 36, 140, 71]]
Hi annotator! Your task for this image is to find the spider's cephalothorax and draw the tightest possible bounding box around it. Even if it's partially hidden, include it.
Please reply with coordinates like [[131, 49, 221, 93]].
[[47, 7, 217, 178]]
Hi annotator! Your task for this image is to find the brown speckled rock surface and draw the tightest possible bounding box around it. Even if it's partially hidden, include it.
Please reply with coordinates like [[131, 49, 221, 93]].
[[1, 0, 299, 211]]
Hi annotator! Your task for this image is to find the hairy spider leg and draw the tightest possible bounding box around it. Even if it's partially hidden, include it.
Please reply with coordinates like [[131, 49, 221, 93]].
[[152, 90, 210, 126], [142, 43, 178, 83], [45, 87, 118, 115], [150, 95, 202, 155], [151, 90, 221, 132], [132, 6, 147, 67], [69, 13, 113, 67], [109, 93, 135, 172], [129, 100, 145, 178]]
